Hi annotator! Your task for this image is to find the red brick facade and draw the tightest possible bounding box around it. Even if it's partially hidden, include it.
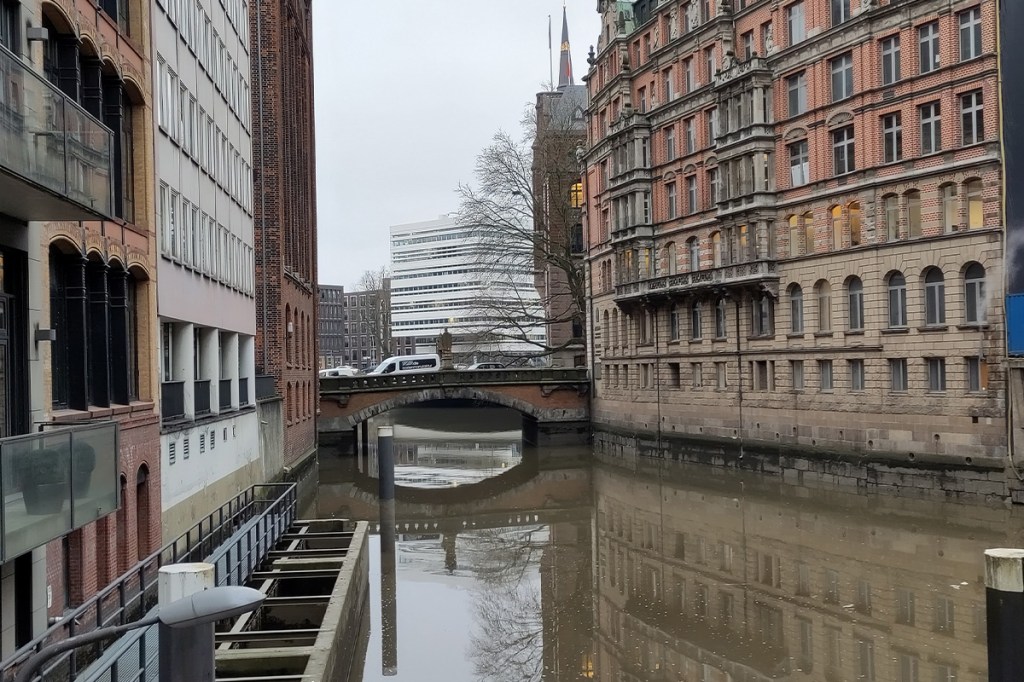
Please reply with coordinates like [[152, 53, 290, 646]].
[[584, 0, 1006, 459], [250, 0, 319, 466]]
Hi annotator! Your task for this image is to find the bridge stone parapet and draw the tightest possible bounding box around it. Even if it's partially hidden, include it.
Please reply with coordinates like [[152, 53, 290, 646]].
[[318, 369, 590, 440]]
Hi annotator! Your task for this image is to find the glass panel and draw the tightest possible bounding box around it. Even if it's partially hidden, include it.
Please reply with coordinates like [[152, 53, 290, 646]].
[[2, 430, 73, 559], [71, 423, 118, 527]]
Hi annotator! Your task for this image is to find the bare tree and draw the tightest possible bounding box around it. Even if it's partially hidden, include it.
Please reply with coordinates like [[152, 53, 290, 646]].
[[455, 96, 587, 361], [357, 267, 391, 360]]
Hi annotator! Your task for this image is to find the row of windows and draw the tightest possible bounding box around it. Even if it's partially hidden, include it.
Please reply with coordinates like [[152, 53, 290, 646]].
[[158, 182, 255, 296], [284, 380, 314, 424], [392, 231, 474, 247], [283, 304, 313, 368], [156, 58, 253, 214], [606, 354, 988, 395], [155, 0, 252, 129]]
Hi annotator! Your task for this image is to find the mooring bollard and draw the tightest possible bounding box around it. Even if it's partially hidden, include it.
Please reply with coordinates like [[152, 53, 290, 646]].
[[378, 426, 395, 501], [985, 548, 1024, 681]]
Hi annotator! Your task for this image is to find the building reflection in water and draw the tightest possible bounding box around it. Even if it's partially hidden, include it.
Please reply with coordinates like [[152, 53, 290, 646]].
[[319, 407, 1023, 681]]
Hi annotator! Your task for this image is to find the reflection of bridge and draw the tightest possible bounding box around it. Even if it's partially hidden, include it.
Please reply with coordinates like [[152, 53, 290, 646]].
[[318, 369, 590, 446], [317, 457, 592, 532]]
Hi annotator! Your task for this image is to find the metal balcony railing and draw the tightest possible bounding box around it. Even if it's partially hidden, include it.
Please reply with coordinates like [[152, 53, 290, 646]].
[[0, 44, 113, 219], [0, 483, 297, 682], [160, 381, 185, 421], [255, 375, 277, 401], [194, 379, 211, 415], [0, 422, 119, 563], [219, 379, 232, 411], [615, 259, 779, 302]]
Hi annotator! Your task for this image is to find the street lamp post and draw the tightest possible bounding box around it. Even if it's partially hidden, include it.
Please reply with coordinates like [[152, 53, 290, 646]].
[[15, 585, 265, 682]]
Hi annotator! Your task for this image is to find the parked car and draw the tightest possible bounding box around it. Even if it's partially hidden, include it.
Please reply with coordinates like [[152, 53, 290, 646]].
[[466, 362, 505, 370], [318, 366, 359, 378]]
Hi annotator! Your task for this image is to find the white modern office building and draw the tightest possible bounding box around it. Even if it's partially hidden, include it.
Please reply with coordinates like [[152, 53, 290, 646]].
[[153, 0, 259, 538], [390, 215, 546, 358]]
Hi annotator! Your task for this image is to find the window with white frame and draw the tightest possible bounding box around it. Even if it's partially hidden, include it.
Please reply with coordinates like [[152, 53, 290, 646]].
[[959, 6, 982, 61], [849, 359, 865, 391], [964, 262, 986, 324], [791, 360, 804, 390], [830, 52, 853, 101], [830, 0, 849, 26], [818, 360, 833, 391], [881, 35, 901, 85], [686, 176, 698, 214], [924, 268, 946, 325], [787, 71, 807, 117], [920, 101, 941, 154], [919, 21, 940, 74], [667, 182, 678, 218], [890, 358, 908, 391], [961, 90, 984, 145], [666, 125, 676, 161], [832, 126, 855, 175], [941, 184, 957, 233], [685, 118, 696, 154], [790, 284, 804, 333], [789, 140, 809, 186], [888, 272, 908, 327], [882, 113, 902, 163], [927, 357, 946, 392], [967, 356, 988, 392], [847, 278, 864, 330], [715, 298, 727, 338]]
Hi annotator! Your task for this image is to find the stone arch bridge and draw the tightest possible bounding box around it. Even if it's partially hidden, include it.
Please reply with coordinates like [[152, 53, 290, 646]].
[[318, 368, 590, 446]]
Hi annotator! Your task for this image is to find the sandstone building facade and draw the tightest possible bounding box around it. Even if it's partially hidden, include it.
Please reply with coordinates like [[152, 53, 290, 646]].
[[584, 0, 1004, 463]]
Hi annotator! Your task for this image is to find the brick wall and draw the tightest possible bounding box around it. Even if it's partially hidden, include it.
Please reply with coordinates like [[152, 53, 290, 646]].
[[250, 0, 319, 466]]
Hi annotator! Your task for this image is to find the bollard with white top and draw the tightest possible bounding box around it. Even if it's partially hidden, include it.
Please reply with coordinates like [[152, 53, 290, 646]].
[[377, 425, 398, 675], [985, 548, 1024, 681], [159, 563, 216, 682]]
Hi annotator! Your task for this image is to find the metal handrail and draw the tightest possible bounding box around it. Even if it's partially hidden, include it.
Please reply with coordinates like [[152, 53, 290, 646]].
[[319, 367, 589, 393], [0, 483, 297, 682]]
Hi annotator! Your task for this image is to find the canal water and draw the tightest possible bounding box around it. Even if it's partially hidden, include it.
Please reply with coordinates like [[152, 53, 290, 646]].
[[317, 406, 1024, 681]]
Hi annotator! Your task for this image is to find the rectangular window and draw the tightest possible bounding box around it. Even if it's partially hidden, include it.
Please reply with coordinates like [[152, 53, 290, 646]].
[[692, 362, 703, 388], [882, 112, 903, 163], [896, 588, 916, 625], [787, 1, 806, 44], [707, 107, 719, 144], [665, 125, 676, 161], [830, 52, 854, 101], [967, 356, 988, 392], [667, 182, 677, 218], [919, 21, 940, 74], [685, 118, 696, 154], [716, 361, 727, 389], [961, 90, 984, 145], [897, 653, 919, 682], [920, 101, 942, 154], [705, 47, 716, 82], [935, 596, 955, 635], [890, 358, 908, 391], [787, 71, 807, 116], [708, 168, 719, 207], [819, 360, 833, 391], [792, 360, 804, 390], [830, 0, 849, 26], [856, 638, 876, 681], [742, 31, 754, 61], [789, 140, 809, 186], [832, 125, 855, 175], [927, 357, 947, 392], [686, 176, 698, 214], [850, 359, 865, 391], [881, 35, 901, 85], [684, 58, 694, 92], [959, 6, 982, 61]]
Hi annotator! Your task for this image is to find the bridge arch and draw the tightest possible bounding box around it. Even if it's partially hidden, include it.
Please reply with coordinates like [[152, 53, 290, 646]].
[[342, 385, 576, 428]]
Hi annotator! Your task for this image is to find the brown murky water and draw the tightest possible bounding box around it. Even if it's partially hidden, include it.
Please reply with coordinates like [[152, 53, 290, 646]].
[[317, 406, 1024, 682]]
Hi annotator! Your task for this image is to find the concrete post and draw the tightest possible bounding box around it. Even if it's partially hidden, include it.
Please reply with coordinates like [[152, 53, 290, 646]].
[[985, 548, 1024, 681], [377, 426, 397, 676], [159, 563, 216, 682]]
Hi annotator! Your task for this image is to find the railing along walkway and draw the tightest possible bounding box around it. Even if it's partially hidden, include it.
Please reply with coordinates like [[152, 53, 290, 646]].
[[0, 483, 297, 682]]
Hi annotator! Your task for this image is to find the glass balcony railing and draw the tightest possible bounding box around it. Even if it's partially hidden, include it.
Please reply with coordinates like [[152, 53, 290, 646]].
[[0, 44, 114, 220], [0, 421, 118, 562]]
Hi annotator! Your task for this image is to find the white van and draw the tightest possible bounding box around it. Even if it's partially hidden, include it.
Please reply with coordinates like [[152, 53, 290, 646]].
[[367, 354, 441, 376]]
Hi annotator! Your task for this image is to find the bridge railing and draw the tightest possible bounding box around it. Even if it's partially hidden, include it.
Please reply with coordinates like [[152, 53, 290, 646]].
[[319, 367, 589, 392]]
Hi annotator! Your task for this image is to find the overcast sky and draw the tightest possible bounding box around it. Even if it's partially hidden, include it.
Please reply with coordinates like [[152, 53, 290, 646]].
[[311, 1, 600, 289]]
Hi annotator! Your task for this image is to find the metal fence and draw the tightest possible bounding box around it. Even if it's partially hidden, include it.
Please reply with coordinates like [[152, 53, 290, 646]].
[[0, 483, 297, 682]]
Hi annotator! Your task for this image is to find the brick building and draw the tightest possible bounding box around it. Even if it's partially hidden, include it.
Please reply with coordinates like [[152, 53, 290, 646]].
[[318, 282, 414, 371], [585, 1, 1004, 460], [250, 0, 318, 467], [0, 0, 161, 654]]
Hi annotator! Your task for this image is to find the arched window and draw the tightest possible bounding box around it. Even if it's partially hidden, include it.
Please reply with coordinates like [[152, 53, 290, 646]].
[[847, 277, 864, 330], [789, 284, 804, 333], [830, 205, 843, 250], [964, 262, 986, 324], [803, 212, 815, 254], [966, 179, 984, 229], [602, 310, 610, 349], [285, 304, 292, 362], [665, 242, 677, 275], [815, 280, 832, 332], [940, 183, 958, 233], [905, 190, 922, 237], [711, 231, 723, 267], [883, 194, 899, 241], [691, 301, 703, 340], [788, 215, 801, 257], [848, 201, 862, 246], [687, 237, 700, 271], [924, 268, 946, 326], [751, 295, 773, 337], [136, 465, 150, 562], [612, 309, 620, 347], [669, 305, 680, 340], [887, 272, 908, 327]]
